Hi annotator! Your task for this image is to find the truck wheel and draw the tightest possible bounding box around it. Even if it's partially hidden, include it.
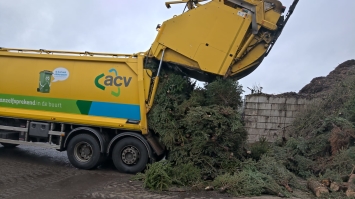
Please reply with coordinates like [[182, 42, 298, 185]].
[[0, 143, 19, 148], [67, 134, 102, 170], [112, 137, 149, 174]]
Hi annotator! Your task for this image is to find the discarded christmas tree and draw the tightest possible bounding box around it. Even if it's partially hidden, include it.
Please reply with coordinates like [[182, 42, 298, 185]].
[[147, 64, 247, 179]]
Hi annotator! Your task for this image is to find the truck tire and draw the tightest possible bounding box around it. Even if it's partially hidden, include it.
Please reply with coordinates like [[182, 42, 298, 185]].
[[67, 134, 102, 170], [112, 137, 149, 174], [0, 143, 19, 148]]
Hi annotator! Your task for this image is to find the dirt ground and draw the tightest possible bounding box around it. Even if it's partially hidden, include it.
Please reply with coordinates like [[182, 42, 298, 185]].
[[0, 145, 310, 199]]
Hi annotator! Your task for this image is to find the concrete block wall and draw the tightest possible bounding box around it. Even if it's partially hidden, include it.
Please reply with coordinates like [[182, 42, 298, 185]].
[[244, 94, 314, 143]]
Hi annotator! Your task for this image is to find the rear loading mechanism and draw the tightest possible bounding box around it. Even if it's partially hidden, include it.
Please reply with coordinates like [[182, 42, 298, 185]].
[[149, 0, 299, 81]]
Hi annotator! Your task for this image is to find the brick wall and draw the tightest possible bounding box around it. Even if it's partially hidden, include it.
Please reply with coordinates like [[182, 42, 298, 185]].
[[243, 94, 313, 143]]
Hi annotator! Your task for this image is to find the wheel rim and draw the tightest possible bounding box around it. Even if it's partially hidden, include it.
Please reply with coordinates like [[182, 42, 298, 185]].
[[121, 145, 140, 165], [74, 141, 93, 163]]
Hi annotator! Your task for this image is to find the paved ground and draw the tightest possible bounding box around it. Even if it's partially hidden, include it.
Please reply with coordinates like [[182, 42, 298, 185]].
[[0, 145, 309, 199]]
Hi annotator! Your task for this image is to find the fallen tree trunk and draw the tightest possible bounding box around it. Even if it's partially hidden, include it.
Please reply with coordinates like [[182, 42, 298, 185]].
[[307, 180, 329, 197], [330, 181, 348, 192], [346, 174, 355, 197]]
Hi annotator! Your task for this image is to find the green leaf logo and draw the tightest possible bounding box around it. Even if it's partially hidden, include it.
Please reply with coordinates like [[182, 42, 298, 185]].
[[94, 69, 122, 97], [95, 73, 105, 90]]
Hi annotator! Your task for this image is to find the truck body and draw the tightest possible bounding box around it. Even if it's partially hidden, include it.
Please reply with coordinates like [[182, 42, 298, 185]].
[[0, 50, 151, 132], [0, 50, 162, 173], [0, 0, 298, 173]]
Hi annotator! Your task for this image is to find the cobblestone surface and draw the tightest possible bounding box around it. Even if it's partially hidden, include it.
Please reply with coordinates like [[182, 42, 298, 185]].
[[0, 145, 307, 199]]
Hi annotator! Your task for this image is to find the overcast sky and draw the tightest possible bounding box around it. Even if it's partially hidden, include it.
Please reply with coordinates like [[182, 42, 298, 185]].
[[1, 0, 354, 95]]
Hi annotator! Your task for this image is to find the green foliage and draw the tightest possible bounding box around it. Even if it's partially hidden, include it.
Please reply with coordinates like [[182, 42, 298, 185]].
[[270, 113, 355, 179], [167, 105, 246, 176], [204, 78, 243, 109], [148, 68, 247, 178], [137, 161, 201, 190], [212, 169, 286, 197], [320, 147, 355, 182], [144, 65, 296, 197], [211, 155, 299, 197], [170, 162, 201, 186], [289, 75, 355, 138], [143, 161, 173, 191], [142, 61, 355, 198], [290, 155, 314, 178], [248, 137, 271, 161], [318, 191, 355, 199], [343, 94, 355, 126], [271, 137, 321, 178], [256, 155, 298, 189]]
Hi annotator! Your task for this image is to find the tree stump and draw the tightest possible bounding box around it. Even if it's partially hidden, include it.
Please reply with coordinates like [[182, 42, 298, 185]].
[[307, 180, 329, 197], [330, 182, 340, 192]]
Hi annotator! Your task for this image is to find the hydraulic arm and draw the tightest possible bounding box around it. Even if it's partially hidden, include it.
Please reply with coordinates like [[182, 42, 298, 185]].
[[148, 0, 299, 81]]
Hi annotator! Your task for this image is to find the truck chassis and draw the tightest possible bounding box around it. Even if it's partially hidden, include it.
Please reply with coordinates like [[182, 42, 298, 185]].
[[0, 117, 161, 174]]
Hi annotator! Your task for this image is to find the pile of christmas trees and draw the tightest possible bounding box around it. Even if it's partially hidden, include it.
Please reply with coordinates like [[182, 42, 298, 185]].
[[147, 65, 247, 179], [135, 61, 297, 197], [136, 59, 355, 198]]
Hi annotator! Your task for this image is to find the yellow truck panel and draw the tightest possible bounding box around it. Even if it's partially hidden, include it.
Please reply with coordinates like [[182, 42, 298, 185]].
[[0, 50, 150, 132], [150, 0, 299, 81]]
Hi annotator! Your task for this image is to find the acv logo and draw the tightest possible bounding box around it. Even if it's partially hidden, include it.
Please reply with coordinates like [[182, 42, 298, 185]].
[[94, 68, 132, 97]]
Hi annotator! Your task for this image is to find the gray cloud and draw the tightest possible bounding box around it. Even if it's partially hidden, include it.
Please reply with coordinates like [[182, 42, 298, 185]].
[[0, 0, 180, 52]]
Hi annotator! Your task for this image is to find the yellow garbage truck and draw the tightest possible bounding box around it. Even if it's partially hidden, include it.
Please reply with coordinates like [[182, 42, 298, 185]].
[[0, 0, 298, 173]]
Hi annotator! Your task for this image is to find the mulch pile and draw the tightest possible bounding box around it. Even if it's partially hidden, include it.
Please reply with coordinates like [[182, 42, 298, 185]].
[[299, 60, 355, 96], [248, 59, 355, 99]]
